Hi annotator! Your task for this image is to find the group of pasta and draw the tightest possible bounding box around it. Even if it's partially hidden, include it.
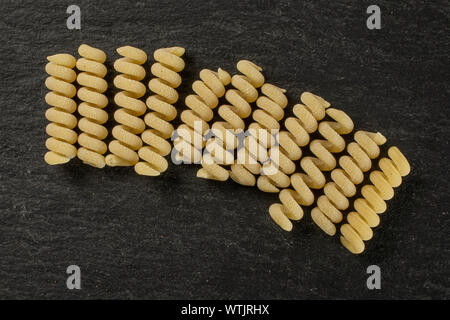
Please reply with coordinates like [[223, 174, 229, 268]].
[[45, 44, 184, 175], [44, 44, 411, 254]]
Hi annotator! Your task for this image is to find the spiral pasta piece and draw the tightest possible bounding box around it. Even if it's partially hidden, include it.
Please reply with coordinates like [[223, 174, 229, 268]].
[[134, 47, 186, 176], [44, 53, 78, 165], [255, 92, 330, 192], [106, 46, 147, 167], [197, 60, 265, 181], [173, 67, 231, 164], [228, 83, 288, 187], [310, 131, 387, 236], [269, 107, 354, 231], [340, 146, 411, 254], [76, 44, 108, 168]]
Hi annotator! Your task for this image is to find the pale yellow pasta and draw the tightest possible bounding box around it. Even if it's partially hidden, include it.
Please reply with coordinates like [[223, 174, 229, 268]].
[[76, 44, 108, 168], [311, 131, 386, 236], [44, 53, 78, 165], [228, 83, 288, 187], [255, 92, 330, 192], [106, 46, 147, 167], [134, 47, 186, 176], [269, 105, 354, 231], [340, 146, 411, 254], [173, 67, 231, 164], [197, 60, 265, 181]]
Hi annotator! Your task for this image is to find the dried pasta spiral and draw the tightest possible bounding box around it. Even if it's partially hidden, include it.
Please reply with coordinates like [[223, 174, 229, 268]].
[[311, 131, 387, 236], [269, 108, 354, 231], [44, 53, 78, 165], [134, 47, 186, 176], [106, 46, 147, 167], [228, 83, 288, 187], [197, 60, 265, 181], [173, 67, 231, 164], [255, 92, 330, 192], [340, 146, 411, 254], [76, 44, 108, 168]]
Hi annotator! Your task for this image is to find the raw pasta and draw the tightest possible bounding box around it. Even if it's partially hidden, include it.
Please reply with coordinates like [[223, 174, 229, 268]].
[[310, 131, 387, 236], [76, 44, 109, 168], [106, 46, 147, 167], [197, 60, 265, 181], [229, 83, 288, 187], [44, 53, 78, 165], [135, 47, 186, 176], [41, 46, 413, 255], [340, 146, 410, 254], [269, 106, 354, 231], [256, 92, 330, 192], [174, 68, 231, 163]]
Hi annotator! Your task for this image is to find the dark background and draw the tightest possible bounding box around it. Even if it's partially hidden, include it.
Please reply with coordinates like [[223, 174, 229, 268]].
[[0, 0, 448, 299]]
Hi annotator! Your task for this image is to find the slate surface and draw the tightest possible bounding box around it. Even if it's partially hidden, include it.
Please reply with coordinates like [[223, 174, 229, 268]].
[[0, 0, 448, 299]]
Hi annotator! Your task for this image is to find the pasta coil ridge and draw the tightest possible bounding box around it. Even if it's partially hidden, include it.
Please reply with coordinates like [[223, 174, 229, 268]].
[[255, 92, 331, 192], [174, 67, 231, 164], [310, 131, 387, 236], [135, 47, 186, 176], [197, 60, 265, 181], [44, 53, 78, 165], [340, 146, 410, 254], [76, 44, 109, 168], [106, 46, 147, 167], [228, 83, 288, 187], [269, 107, 354, 231]]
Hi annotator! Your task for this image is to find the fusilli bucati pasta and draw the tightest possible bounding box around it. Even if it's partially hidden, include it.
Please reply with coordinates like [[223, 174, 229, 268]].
[[44, 53, 78, 165], [229, 83, 288, 187], [76, 44, 109, 168], [197, 60, 265, 181], [256, 92, 330, 192], [174, 68, 231, 164], [340, 146, 410, 254], [311, 131, 386, 236], [269, 106, 354, 231], [106, 46, 147, 167]]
